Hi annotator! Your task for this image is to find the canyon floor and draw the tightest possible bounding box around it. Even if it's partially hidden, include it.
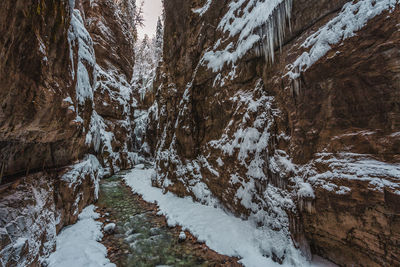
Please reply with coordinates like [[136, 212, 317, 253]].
[[45, 165, 338, 267]]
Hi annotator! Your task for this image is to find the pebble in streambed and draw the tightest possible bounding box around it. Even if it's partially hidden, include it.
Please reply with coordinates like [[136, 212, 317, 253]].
[[97, 174, 212, 267]]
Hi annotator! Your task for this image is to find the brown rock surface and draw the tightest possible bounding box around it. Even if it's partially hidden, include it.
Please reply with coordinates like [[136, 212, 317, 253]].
[[0, 0, 138, 180], [0, 0, 88, 180], [268, 7, 400, 266]]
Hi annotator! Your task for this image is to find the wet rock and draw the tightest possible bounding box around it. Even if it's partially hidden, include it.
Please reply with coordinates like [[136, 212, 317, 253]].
[[97, 177, 240, 266], [150, 227, 161, 236], [178, 231, 186, 242], [125, 233, 143, 243], [136, 164, 145, 170], [104, 223, 116, 234]]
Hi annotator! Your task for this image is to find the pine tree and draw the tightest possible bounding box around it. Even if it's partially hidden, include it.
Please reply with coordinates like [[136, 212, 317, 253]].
[[117, 0, 144, 38], [154, 16, 163, 62]]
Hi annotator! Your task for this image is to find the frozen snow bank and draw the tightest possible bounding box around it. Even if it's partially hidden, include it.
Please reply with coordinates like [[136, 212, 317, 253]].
[[45, 205, 115, 267], [286, 0, 399, 79], [124, 167, 312, 267]]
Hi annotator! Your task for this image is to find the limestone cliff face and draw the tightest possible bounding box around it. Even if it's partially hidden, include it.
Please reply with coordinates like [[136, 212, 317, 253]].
[[151, 0, 400, 265], [0, 0, 138, 181], [0, 0, 138, 265], [0, 0, 86, 180]]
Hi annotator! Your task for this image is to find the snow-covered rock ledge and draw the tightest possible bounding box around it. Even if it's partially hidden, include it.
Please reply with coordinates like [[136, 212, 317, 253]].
[[286, 0, 400, 80]]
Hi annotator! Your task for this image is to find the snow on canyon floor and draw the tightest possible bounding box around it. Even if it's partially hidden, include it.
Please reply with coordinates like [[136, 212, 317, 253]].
[[45, 205, 115, 267], [45, 165, 336, 267], [123, 166, 336, 267]]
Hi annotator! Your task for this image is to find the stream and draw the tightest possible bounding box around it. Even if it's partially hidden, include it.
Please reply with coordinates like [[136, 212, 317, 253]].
[[96, 171, 239, 267]]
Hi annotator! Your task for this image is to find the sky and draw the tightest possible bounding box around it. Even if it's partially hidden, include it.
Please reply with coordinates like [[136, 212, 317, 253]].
[[137, 0, 163, 40]]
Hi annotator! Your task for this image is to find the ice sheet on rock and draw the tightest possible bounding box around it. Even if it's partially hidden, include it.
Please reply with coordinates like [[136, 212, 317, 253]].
[[85, 109, 139, 173], [68, 0, 75, 12], [86, 110, 114, 154], [91, 64, 141, 172], [209, 80, 279, 180], [133, 109, 151, 152], [96, 65, 135, 113], [153, 79, 311, 264], [68, 9, 96, 105], [68, 5, 139, 174], [124, 167, 311, 267], [286, 0, 400, 80], [45, 205, 115, 267], [61, 154, 103, 200]]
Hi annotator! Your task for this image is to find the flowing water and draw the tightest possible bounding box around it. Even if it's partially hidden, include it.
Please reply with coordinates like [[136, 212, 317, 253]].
[[97, 172, 237, 267]]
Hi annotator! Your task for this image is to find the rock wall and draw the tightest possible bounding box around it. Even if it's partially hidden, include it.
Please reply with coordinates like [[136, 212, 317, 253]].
[[0, 156, 101, 266], [273, 5, 400, 266], [151, 0, 400, 265], [79, 0, 139, 173], [0, 0, 139, 265], [0, 0, 87, 180], [0, 0, 139, 181]]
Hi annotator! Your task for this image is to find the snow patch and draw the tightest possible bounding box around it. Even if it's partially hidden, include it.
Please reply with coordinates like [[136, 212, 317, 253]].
[[45, 205, 115, 267], [178, 231, 186, 241], [193, 0, 213, 16], [104, 223, 116, 233], [124, 167, 310, 267], [286, 0, 399, 79], [303, 152, 400, 195]]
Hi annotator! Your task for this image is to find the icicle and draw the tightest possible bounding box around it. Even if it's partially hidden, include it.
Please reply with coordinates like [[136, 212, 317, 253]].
[[254, 0, 293, 64], [298, 197, 315, 214]]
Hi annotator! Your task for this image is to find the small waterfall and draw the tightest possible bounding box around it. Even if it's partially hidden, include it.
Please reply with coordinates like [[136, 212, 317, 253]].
[[254, 0, 293, 64]]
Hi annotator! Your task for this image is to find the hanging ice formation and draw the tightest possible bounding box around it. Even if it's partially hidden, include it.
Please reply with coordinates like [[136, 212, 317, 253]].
[[202, 0, 293, 71], [253, 0, 293, 64]]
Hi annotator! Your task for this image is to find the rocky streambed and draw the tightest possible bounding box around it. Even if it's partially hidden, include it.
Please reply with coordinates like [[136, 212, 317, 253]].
[[96, 172, 240, 267]]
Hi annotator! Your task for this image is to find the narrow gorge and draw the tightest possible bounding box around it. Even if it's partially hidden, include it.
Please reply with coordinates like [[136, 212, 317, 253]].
[[0, 0, 399, 266]]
